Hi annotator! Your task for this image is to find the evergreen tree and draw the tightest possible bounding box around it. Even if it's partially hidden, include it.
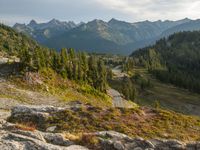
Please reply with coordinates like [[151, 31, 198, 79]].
[[97, 60, 107, 92]]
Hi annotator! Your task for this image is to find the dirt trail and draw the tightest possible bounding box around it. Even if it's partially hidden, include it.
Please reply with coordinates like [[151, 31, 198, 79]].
[[112, 66, 128, 78], [108, 66, 135, 108], [107, 89, 125, 108], [107, 88, 136, 108]]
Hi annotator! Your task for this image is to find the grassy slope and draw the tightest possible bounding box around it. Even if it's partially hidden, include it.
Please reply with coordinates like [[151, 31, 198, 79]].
[[10, 104, 200, 142], [109, 66, 200, 116], [5, 68, 112, 108], [134, 68, 200, 116]]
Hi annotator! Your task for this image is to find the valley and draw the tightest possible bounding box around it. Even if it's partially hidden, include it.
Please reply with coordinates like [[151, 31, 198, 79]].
[[2, 0, 200, 149], [1, 20, 200, 150], [108, 64, 200, 116], [132, 68, 200, 116]]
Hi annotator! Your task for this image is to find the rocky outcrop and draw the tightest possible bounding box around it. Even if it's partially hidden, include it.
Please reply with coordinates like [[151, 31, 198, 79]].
[[8, 105, 88, 130], [3, 105, 200, 150], [8, 105, 69, 129], [95, 131, 200, 150], [0, 120, 88, 150]]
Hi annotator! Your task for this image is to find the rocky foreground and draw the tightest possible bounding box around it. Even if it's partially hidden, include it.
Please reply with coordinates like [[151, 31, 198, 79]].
[[0, 105, 199, 150]]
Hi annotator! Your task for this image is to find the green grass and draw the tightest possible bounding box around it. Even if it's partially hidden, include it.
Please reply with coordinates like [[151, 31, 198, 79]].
[[133, 68, 200, 116], [10, 68, 112, 107], [109, 66, 200, 116]]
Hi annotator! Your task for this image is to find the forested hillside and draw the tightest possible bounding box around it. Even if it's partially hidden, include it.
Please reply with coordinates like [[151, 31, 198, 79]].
[[0, 24, 39, 56], [0, 24, 108, 93], [131, 31, 200, 93]]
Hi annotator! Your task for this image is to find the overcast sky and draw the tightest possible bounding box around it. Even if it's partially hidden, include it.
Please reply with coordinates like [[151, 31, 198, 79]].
[[0, 0, 200, 25]]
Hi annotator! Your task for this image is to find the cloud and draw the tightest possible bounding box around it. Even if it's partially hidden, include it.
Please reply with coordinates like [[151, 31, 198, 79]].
[[0, 0, 200, 25], [94, 0, 200, 21]]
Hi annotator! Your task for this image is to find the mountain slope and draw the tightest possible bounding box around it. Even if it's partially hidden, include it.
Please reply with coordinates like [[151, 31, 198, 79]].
[[14, 18, 198, 55], [13, 19, 77, 44], [131, 31, 200, 93], [0, 24, 39, 56], [161, 19, 200, 37], [46, 20, 127, 54], [44, 18, 193, 54]]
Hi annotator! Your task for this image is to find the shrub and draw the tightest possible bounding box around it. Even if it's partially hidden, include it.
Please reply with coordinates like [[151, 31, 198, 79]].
[[15, 123, 36, 131]]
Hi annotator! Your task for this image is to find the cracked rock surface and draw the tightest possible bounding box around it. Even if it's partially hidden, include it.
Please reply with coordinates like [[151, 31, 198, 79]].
[[0, 119, 88, 150]]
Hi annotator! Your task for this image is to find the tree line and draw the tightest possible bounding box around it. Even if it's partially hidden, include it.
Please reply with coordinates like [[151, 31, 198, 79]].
[[131, 31, 200, 94], [20, 47, 108, 92]]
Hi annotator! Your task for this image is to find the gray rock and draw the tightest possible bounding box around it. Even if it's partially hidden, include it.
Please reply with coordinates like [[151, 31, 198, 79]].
[[0, 140, 25, 150], [1, 132, 86, 150], [0, 117, 87, 150], [65, 145, 89, 150], [9, 105, 71, 129], [96, 131, 130, 140], [196, 142, 200, 149], [113, 141, 125, 150], [166, 139, 184, 146], [125, 142, 138, 149], [171, 144, 185, 149], [42, 132, 74, 146], [133, 147, 143, 150], [134, 137, 144, 141], [99, 138, 114, 150], [46, 126, 57, 132], [142, 140, 155, 148], [11, 130, 45, 142], [11, 105, 65, 114], [186, 142, 196, 150]]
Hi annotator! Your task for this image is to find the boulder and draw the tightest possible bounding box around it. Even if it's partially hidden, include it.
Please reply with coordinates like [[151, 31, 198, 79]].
[[8, 105, 69, 129], [96, 131, 155, 150], [42, 132, 74, 146], [113, 141, 125, 150]]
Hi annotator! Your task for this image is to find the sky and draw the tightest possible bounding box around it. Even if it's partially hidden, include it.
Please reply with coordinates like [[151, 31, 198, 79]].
[[0, 0, 200, 25]]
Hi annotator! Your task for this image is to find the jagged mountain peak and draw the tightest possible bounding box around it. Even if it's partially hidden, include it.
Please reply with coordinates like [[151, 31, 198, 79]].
[[13, 18, 200, 55], [13, 23, 26, 27], [182, 17, 191, 21], [28, 19, 38, 27], [88, 19, 106, 25], [48, 18, 61, 25], [109, 18, 120, 23], [108, 18, 130, 26], [84, 19, 108, 30]]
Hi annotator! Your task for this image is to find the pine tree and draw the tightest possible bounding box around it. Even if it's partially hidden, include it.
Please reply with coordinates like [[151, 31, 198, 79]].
[[97, 60, 107, 92], [20, 47, 31, 71]]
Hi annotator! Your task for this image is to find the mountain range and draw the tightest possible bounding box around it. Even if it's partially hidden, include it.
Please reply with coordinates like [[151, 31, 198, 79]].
[[13, 18, 200, 55]]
